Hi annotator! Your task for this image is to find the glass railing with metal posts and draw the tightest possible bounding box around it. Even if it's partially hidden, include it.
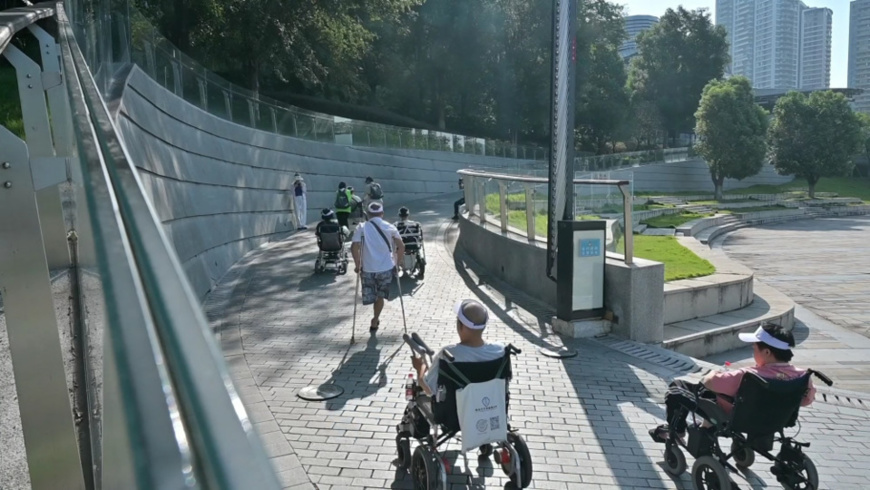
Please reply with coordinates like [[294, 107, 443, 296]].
[[457, 169, 635, 265], [121, 8, 547, 161], [0, 2, 282, 488]]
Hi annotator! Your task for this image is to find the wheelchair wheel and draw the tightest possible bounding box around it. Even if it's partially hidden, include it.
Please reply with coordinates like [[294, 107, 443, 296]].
[[396, 435, 411, 471], [478, 444, 493, 458], [692, 455, 731, 490], [500, 432, 532, 489], [731, 440, 755, 468], [410, 444, 441, 490], [663, 441, 687, 476], [780, 454, 818, 490]]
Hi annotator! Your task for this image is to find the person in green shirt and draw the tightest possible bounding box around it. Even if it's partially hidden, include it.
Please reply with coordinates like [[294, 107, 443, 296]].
[[334, 182, 353, 228]]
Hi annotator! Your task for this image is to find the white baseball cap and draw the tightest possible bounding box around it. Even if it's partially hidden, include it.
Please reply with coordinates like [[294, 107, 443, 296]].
[[738, 325, 791, 350]]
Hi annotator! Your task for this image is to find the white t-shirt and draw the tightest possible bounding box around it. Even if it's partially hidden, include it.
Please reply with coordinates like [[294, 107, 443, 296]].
[[424, 342, 505, 393], [352, 218, 401, 273]]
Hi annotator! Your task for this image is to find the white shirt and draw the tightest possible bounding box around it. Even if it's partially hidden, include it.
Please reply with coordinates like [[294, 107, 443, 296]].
[[424, 342, 505, 393], [352, 218, 401, 273]]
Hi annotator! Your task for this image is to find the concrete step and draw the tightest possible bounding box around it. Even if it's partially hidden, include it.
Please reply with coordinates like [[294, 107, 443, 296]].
[[696, 220, 745, 244], [662, 282, 796, 358]]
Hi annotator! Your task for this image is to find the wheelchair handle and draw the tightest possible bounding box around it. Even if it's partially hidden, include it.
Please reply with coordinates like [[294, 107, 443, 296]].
[[808, 369, 834, 387], [411, 333, 435, 356], [506, 344, 522, 355], [402, 334, 428, 356]]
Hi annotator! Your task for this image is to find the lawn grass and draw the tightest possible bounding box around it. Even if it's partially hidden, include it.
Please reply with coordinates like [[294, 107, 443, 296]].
[[641, 211, 711, 228], [502, 211, 716, 281], [1, 64, 24, 138], [616, 235, 716, 281], [724, 177, 870, 202]]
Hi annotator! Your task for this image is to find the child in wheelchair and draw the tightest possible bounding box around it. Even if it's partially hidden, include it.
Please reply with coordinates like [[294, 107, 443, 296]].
[[395, 300, 533, 489], [395, 206, 426, 280], [314, 209, 349, 274], [649, 323, 833, 490]]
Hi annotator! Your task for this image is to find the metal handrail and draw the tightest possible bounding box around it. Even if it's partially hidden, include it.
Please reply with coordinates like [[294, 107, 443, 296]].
[[57, 4, 282, 488], [0, 2, 54, 54], [457, 169, 634, 265]]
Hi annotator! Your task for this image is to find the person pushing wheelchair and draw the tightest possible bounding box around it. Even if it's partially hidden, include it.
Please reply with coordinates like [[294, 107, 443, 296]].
[[651, 323, 816, 444]]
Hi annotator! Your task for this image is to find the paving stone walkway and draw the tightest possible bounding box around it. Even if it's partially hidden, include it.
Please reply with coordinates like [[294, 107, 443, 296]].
[[717, 217, 870, 394], [206, 198, 870, 489]]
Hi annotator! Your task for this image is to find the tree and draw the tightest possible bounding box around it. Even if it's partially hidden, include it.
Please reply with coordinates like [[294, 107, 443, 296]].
[[694, 77, 769, 200], [768, 91, 864, 198], [858, 112, 870, 176], [575, 0, 629, 154], [628, 7, 729, 146]]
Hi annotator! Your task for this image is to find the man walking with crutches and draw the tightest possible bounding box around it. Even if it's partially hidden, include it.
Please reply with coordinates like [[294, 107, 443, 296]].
[[351, 202, 405, 332]]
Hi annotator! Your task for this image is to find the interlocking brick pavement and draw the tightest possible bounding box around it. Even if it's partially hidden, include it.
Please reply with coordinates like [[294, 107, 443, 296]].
[[206, 196, 870, 489]]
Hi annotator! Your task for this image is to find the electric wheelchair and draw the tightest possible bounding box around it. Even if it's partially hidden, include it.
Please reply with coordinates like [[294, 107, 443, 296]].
[[656, 369, 833, 490], [396, 333, 533, 489], [397, 221, 426, 280], [314, 220, 349, 275]]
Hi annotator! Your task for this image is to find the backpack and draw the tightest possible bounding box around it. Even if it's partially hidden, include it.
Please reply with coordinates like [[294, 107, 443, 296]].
[[335, 191, 350, 209], [369, 182, 384, 200]]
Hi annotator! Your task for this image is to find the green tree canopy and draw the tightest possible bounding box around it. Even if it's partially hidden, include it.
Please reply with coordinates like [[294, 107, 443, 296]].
[[694, 76, 769, 199], [628, 7, 729, 146], [768, 91, 864, 198]]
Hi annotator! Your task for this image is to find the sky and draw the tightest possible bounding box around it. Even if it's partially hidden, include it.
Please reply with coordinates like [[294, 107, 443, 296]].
[[619, 0, 853, 88]]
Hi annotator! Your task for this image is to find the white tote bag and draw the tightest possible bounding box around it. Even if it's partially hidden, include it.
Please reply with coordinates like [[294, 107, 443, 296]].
[[455, 378, 508, 452]]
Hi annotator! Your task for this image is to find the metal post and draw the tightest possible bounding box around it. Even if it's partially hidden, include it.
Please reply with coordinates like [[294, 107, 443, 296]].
[[144, 40, 156, 77], [525, 184, 536, 241], [170, 58, 182, 96], [270, 107, 278, 133], [293, 114, 299, 136], [0, 130, 87, 490], [223, 90, 232, 120], [477, 180, 487, 226], [247, 99, 256, 127], [498, 182, 508, 233], [619, 183, 633, 265], [197, 77, 207, 109]]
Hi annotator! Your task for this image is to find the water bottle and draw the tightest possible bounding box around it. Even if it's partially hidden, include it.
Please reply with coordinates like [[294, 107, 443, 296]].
[[405, 373, 415, 401]]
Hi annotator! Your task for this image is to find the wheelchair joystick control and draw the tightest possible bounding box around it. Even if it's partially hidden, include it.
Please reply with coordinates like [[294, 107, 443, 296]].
[[405, 373, 415, 401]]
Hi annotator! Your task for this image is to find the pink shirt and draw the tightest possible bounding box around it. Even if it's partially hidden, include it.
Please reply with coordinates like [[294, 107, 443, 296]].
[[703, 363, 816, 413]]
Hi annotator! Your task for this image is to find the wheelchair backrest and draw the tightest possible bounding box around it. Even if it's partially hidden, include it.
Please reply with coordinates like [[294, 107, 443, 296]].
[[319, 228, 343, 251], [432, 351, 512, 433], [729, 372, 810, 435]]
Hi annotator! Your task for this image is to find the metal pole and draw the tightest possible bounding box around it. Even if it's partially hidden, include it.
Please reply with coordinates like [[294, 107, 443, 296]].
[[545, 0, 577, 281], [525, 184, 536, 242], [498, 182, 508, 233], [619, 183, 633, 265]]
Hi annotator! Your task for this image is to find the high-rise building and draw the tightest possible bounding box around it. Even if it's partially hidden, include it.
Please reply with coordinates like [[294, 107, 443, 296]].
[[800, 8, 833, 90], [716, 0, 832, 90], [850, 0, 870, 114], [619, 15, 659, 60]]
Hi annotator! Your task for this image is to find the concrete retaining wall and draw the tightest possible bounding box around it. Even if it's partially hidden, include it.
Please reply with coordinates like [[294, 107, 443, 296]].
[[614, 160, 794, 193], [115, 66, 534, 299], [457, 218, 557, 306]]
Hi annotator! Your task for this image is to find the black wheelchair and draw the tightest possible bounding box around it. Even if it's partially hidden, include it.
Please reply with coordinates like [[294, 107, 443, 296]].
[[314, 224, 349, 274], [656, 369, 833, 490], [398, 224, 426, 280], [396, 333, 533, 489]]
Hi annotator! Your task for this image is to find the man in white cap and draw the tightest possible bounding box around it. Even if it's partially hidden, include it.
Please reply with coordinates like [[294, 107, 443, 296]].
[[650, 323, 816, 444], [351, 202, 404, 331], [292, 173, 307, 230], [411, 299, 504, 395]]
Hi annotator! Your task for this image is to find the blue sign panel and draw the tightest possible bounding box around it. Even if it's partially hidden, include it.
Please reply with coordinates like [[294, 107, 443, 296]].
[[579, 238, 601, 258]]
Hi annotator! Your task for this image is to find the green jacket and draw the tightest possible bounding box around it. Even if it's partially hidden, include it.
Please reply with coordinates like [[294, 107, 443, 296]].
[[335, 189, 353, 213]]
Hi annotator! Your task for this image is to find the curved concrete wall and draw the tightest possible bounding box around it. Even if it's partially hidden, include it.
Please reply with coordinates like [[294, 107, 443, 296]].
[[600, 159, 794, 193], [115, 66, 536, 299]]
